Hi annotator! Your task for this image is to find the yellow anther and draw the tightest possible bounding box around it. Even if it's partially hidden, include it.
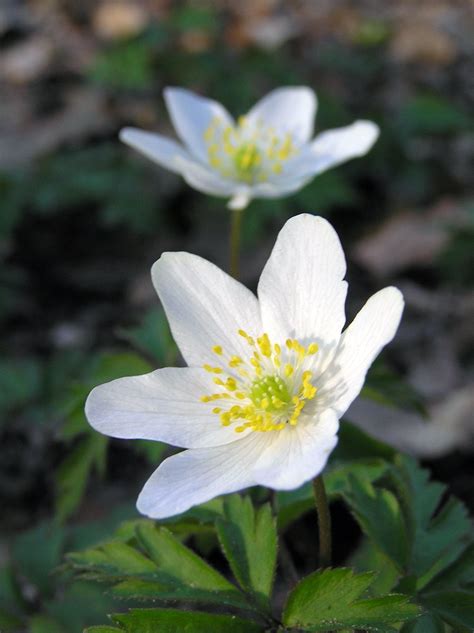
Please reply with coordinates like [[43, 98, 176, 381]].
[[229, 355, 243, 367], [203, 364, 223, 374], [203, 329, 319, 434], [307, 342, 318, 354]]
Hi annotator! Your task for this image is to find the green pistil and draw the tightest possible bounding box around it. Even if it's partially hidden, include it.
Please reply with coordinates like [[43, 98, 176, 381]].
[[250, 375, 291, 412], [234, 143, 261, 181]]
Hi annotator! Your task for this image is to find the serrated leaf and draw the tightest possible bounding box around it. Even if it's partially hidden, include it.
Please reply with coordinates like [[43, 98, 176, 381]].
[[345, 475, 409, 571], [136, 523, 234, 592], [216, 496, 277, 603], [401, 613, 445, 632], [393, 456, 472, 581], [111, 608, 264, 632], [421, 591, 474, 630], [283, 568, 419, 631], [67, 524, 252, 611], [423, 543, 474, 593], [276, 458, 388, 530], [67, 541, 157, 581]]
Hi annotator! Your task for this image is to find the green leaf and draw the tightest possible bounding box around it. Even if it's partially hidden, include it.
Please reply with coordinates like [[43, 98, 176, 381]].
[[421, 591, 474, 630], [0, 609, 23, 632], [13, 522, 65, 594], [55, 433, 108, 521], [85, 628, 121, 633], [67, 523, 251, 611], [423, 543, 474, 593], [345, 475, 409, 571], [398, 94, 472, 135], [136, 523, 234, 592], [119, 308, 177, 365], [216, 496, 277, 603], [29, 615, 65, 633], [276, 458, 388, 530], [283, 568, 419, 631], [362, 361, 427, 416], [393, 456, 472, 581], [110, 608, 264, 632], [333, 421, 396, 461], [401, 613, 445, 632], [89, 39, 155, 90]]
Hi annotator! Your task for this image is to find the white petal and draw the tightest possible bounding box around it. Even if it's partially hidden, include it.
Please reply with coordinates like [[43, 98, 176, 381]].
[[164, 87, 234, 162], [228, 191, 251, 210], [321, 287, 404, 417], [174, 155, 238, 197], [152, 252, 262, 367], [136, 433, 269, 518], [246, 87, 317, 144], [119, 128, 190, 174], [252, 409, 339, 490], [258, 214, 348, 364], [85, 367, 247, 449], [285, 120, 379, 180], [246, 177, 310, 200]]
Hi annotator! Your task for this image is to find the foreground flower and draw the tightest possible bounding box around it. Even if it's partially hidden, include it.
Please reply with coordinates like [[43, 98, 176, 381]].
[[120, 87, 379, 210], [86, 214, 403, 518]]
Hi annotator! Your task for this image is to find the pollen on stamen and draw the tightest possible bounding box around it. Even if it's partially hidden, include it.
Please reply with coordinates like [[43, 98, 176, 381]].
[[201, 329, 319, 434]]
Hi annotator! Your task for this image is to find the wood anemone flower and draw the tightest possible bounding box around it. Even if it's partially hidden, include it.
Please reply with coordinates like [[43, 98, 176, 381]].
[[86, 214, 403, 518]]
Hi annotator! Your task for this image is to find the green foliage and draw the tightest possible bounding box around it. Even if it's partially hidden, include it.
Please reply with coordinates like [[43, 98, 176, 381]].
[[119, 308, 177, 366], [401, 614, 445, 633], [89, 38, 156, 90], [216, 495, 277, 606], [283, 568, 419, 631], [56, 352, 153, 521], [437, 206, 474, 287], [276, 457, 389, 530], [90, 609, 263, 633], [67, 521, 252, 612], [0, 144, 165, 238], [362, 360, 427, 416], [1, 513, 133, 633], [0, 358, 42, 427], [344, 455, 473, 630], [397, 94, 473, 136], [345, 474, 410, 572]]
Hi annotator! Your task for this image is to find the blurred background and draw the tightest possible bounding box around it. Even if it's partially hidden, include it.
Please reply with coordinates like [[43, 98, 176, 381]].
[[1, 1, 473, 631]]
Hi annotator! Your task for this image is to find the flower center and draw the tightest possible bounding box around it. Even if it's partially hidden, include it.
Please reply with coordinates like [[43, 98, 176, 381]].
[[203, 116, 298, 184], [200, 330, 318, 433]]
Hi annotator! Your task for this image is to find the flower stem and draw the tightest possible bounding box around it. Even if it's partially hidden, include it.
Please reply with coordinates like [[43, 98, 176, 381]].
[[229, 207, 243, 279], [312, 475, 332, 567]]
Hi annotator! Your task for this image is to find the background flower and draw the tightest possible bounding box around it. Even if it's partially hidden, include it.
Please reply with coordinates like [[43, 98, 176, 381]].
[[86, 214, 403, 518], [120, 87, 379, 209]]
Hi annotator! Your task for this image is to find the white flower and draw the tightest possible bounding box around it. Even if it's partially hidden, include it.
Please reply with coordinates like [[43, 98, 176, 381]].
[[120, 87, 379, 210], [85, 214, 403, 518]]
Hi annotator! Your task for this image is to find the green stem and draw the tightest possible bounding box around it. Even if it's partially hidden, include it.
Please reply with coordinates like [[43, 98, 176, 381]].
[[229, 207, 243, 279], [312, 475, 332, 568]]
